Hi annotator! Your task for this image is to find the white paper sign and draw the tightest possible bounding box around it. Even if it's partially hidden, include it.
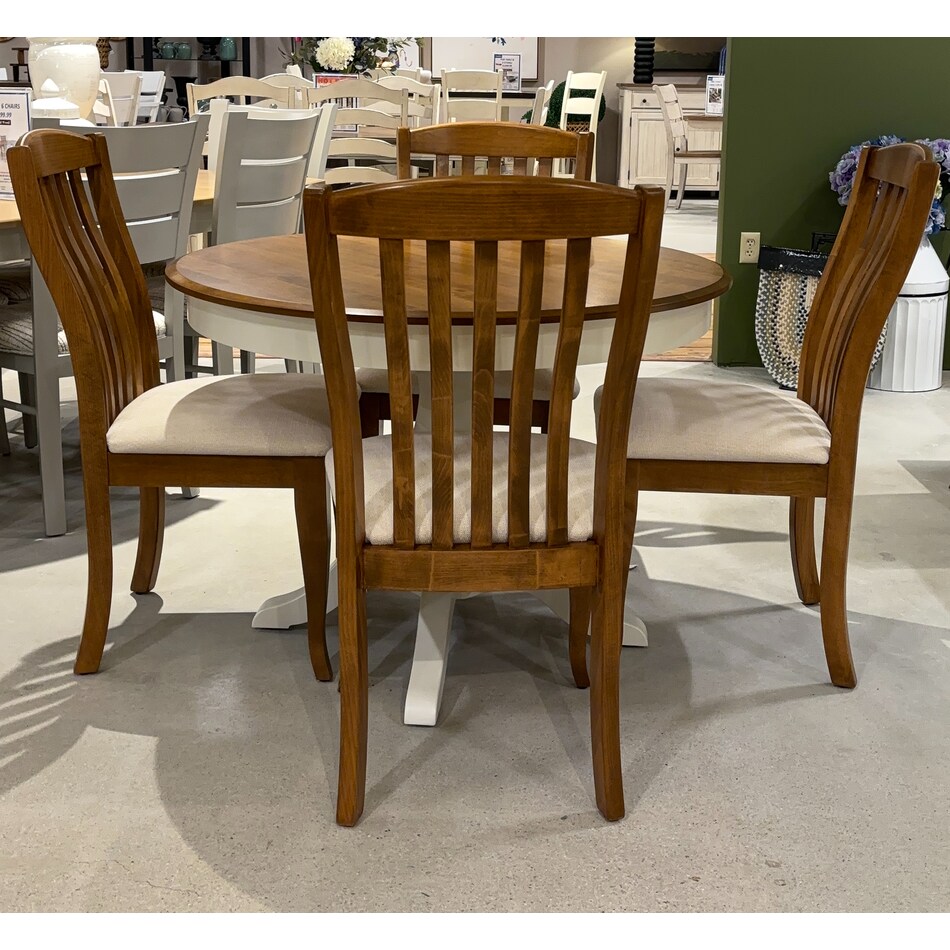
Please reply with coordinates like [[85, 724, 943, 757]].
[[0, 88, 32, 199], [493, 53, 522, 92], [705, 74, 724, 116]]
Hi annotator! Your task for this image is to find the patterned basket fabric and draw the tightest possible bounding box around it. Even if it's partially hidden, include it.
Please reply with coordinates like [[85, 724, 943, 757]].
[[754, 246, 886, 389]]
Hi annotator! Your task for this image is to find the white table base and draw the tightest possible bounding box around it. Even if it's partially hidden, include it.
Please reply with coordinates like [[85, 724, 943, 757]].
[[251, 579, 648, 727]]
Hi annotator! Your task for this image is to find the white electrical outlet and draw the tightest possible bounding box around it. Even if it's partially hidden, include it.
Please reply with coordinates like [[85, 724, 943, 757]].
[[739, 231, 761, 264]]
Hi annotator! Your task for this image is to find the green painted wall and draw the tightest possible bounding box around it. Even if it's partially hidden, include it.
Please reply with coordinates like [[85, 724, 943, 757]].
[[714, 38, 950, 368]]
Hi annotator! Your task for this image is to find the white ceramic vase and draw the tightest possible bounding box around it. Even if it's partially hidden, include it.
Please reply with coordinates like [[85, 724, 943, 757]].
[[27, 37, 100, 122], [868, 235, 949, 392]]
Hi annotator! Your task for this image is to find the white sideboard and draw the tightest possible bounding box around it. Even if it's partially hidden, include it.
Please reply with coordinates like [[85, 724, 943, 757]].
[[616, 83, 722, 191]]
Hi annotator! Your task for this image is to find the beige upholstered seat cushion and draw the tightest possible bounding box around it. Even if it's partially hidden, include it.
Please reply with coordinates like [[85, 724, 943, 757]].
[[327, 432, 596, 545], [107, 373, 333, 457], [355, 368, 580, 400], [594, 377, 831, 465]]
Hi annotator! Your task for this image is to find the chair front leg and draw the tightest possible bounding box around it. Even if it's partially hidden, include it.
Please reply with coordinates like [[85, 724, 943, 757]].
[[336, 560, 368, 826]]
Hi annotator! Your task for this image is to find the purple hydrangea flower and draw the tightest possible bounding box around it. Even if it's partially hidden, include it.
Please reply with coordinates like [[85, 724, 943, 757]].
[[831, 134, 950, 235]]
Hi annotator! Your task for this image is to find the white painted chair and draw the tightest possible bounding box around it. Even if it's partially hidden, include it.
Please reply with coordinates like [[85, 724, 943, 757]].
[[0, 117, 209, 533], [306, 78, 409, 187], [529, 80, 555, 126], [259, 71, 315, 108], [653, 83, 722, 209], [556, 70, 607, 181], [95, 72, 142, 127], [205, 103, 321, 373], [440, 69, 503, 122], [129, 69, 167, 122], [186, 77, 294, 118], [375, 74, 440, 126]]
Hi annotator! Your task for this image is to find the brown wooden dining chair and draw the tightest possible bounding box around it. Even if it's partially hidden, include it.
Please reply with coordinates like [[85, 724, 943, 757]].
[[8, 128, 335, 681], [303, 176, 665, 825], [587, 142, 938, 690], [356, 121, 594, 438]]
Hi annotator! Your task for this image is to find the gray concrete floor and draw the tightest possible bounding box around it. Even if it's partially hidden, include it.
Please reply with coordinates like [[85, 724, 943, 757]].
[[0, 360, 947, 912]]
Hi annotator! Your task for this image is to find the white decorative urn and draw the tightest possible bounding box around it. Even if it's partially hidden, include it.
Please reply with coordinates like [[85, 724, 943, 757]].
[[27, 37, 100, 122], [868, 236, 949, 393]]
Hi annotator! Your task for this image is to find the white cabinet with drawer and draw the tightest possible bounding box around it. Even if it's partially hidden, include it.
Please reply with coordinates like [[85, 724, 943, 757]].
[[617, 83, 722, 191]]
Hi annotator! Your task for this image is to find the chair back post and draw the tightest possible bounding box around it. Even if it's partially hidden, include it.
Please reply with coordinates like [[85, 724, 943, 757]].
[[653, 83, 688, 152], [797, 142, 938, 448], [8, 130, 160, 447]]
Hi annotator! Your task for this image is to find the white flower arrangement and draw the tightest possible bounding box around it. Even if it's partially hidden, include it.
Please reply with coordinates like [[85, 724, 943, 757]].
[[315, 37, 355, 73]]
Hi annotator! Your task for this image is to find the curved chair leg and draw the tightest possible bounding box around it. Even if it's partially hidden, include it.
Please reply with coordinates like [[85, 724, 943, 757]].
[[74, 475, 113, 674], [131, 487, 165, 594], [818, 485, 857, 689], [790, 496, 820, 605], [294, 463, 332, 682], [568, 587, 591, 689], [674, 162, 688, 210], [336, 567, 368, 826], [663, 159, 674, 208]]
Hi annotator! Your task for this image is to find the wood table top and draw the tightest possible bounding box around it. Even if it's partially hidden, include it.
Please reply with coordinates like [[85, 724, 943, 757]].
[[167, 233, 731, 325]]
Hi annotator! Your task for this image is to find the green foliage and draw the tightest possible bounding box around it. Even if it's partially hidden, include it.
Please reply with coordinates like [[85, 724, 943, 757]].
[[522, 80, 607, 127]]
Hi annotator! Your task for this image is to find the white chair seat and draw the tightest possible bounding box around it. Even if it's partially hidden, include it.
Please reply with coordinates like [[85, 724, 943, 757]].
[[594, 377, 831, 464], [0, 300, 166, 356], [327, 432, 596, 546], [107, 373, 333, 457], [355, 368, 581, 401]]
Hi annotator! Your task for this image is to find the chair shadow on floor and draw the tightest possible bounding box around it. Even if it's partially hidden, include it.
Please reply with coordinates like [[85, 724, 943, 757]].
[[5, 559, 946, 911]]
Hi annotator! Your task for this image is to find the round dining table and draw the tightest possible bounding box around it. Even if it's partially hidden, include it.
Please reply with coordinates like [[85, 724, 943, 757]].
[[167, 233, 731, 726]]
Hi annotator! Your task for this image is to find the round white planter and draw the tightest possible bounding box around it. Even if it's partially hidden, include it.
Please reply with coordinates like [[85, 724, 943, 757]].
[[868, 236, 949, 392]]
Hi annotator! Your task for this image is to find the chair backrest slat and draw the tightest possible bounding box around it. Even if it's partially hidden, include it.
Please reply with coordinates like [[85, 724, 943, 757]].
[[379, 238, 416, 549], [797, 143, 938, 440], [470, 240, 499, 548], [506, 240, 545, 548], [426, 240, 456, 550]]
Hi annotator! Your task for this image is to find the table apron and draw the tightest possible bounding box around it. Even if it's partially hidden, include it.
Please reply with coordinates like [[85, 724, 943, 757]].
[[185, 298, 712, 368]]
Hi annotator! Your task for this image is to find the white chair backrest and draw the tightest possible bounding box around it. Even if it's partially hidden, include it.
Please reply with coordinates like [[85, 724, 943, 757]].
[[307, 101, 338, 179], [306, 76, 410, 125], [653, 83, 690, 151], [375, 74, 440, 125], [128, 69, 166, 122], [211, 104, 320, 243], [440, 69, 503, 122], [559, 70, 607, 133], [97, 72, 142, 127], [285, 64, 304, 78], [396, 66, 431, 82], [530, 80, 555, 126], [186, 76, 293, 117], [259, 71, 315, 108], [72, 116, 209, 264]]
